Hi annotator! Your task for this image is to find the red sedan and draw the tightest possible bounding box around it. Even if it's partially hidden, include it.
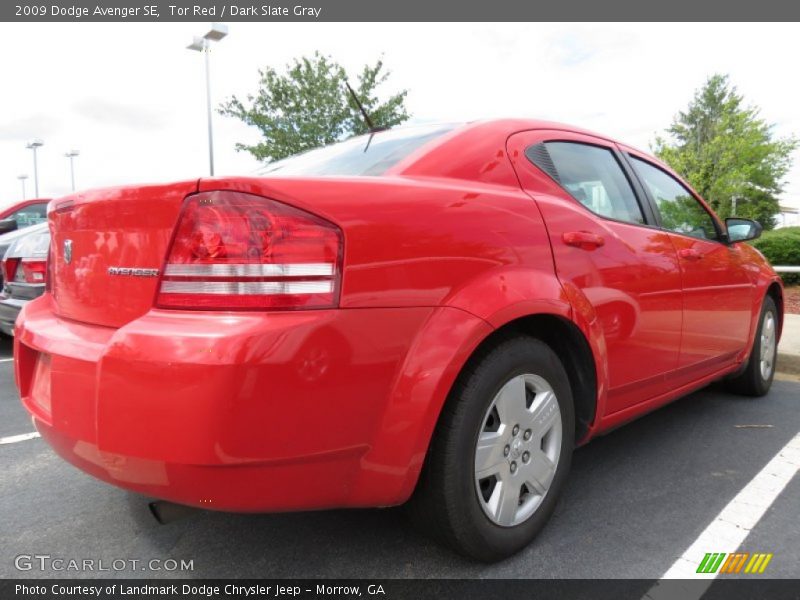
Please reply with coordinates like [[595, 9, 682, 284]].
[[14, 121, 782, 561]]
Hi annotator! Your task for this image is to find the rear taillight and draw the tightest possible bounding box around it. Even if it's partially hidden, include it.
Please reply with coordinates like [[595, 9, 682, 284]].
[[2, 258, 46, 285], [19, 259, 47, 284], [2, 258, 18, 285], [156, 191, 343, 310]]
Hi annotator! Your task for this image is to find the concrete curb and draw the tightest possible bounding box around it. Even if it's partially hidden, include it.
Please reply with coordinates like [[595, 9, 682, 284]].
[[777, 352, 800, 377], [777, 313, 800, 377]]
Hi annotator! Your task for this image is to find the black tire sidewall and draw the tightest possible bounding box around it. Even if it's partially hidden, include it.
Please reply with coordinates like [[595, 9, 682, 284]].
[[446, 337, 575, 561]]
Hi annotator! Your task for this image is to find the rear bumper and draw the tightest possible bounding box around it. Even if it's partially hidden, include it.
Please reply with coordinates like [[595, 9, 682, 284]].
[[15, 294, 476, 511]]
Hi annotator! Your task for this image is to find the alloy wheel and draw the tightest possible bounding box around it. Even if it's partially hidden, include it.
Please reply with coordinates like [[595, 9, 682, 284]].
[[474, 373, 562, 527], [760, 311, 777, 381]]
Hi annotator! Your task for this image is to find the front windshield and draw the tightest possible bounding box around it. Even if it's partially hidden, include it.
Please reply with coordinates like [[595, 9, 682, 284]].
[[259, 124, 457, 177]]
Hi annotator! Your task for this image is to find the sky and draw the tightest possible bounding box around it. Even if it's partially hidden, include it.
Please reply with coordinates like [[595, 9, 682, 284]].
[[0, 22, 799, 212]]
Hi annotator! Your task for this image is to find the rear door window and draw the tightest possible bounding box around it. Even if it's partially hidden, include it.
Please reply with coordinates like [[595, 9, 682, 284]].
[[526, 142, 645, 225]]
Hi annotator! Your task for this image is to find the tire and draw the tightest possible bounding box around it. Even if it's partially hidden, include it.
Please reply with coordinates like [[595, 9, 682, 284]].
[[408, 335, 575, 562], [725, 296, 778, 397]]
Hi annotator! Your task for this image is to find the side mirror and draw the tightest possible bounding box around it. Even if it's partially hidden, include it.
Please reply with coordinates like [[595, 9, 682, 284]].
[[0, 219, 18, 235], [726, 218, 762, 243]]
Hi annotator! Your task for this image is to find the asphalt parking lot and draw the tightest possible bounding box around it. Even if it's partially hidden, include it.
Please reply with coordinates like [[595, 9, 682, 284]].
[[1, 333, 798, 580]]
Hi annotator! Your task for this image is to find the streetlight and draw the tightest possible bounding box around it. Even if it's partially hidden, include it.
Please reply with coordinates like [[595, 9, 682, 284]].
[[64, 149, 80, 192], [187, 23, 228, 176], [17, 174, 28, 200], [26, 139, 44, 198]]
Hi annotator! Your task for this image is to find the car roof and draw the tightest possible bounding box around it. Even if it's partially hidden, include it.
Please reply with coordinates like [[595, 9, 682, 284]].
[[384, 119, 683, 189]]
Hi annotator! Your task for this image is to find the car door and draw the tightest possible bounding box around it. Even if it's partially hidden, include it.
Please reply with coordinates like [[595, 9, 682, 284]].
[[507, 130, 684, 414], [624, 152, 755, 376]]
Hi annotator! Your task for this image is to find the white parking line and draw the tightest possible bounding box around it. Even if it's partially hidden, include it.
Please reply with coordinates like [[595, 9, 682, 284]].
[[0, 358, 14, 363], [0, 432, 40, 445], [644, 431, 800, 599]]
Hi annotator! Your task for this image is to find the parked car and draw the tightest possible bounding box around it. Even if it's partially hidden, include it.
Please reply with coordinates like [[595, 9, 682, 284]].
[[0, 199, 50, 289], [0, 198, 49, 230], [13, 121, 782, 561], [0, 223, 50, 336]]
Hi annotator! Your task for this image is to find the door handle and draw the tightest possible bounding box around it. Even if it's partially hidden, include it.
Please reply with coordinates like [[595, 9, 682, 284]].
[[678, 248, 704, 260], [562, 231, 605, 250]]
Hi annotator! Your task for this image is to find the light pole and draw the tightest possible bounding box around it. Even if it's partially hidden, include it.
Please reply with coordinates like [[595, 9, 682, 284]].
[[17, 174, 28, 200], [26, 139, 44, 198], [64, 149, 80, 191], [187, 23, 228, 176]]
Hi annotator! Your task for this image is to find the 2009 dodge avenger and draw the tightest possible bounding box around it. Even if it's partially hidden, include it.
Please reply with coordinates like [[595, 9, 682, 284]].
[[14, 121, 782, 561]]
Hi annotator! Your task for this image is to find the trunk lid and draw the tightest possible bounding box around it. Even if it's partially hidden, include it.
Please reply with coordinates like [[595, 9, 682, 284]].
[[50, 180, 198, 328]]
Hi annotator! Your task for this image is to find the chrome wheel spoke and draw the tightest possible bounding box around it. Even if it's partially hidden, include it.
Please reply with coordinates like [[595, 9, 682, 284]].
[[493, 375, 529, 426], [524, 450, 556, 494], [523, 475, 547, 498], [527, 389, 559, 435], [488, 478, 520, 525], [475, 431, 506, 478]]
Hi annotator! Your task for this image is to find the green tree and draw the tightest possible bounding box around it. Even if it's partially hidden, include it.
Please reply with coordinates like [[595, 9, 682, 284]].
[[220, 52, 410, 162], [653, 74, 797, 229]]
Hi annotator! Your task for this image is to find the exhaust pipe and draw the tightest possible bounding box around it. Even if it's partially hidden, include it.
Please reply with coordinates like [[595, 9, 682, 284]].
[[148, 500, 198, 525]]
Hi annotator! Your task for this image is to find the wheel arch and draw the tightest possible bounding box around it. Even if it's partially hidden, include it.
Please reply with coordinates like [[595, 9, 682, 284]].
[[349, 268, 606, 506], [728, 276, 783, 379], [348, 305, 601, 506], [465, 314, 599, 444]]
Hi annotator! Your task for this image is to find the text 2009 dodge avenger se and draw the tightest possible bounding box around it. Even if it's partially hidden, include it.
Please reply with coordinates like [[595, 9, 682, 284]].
[[14, 121, 782, 561]]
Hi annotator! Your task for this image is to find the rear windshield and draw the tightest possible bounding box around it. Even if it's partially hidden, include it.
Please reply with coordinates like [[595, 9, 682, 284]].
[[259, 124, 457, 177], [7, 224, 50, 258]]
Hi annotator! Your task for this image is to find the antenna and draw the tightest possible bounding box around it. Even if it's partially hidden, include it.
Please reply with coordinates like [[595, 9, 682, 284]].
[[345, 81, 386, 133]]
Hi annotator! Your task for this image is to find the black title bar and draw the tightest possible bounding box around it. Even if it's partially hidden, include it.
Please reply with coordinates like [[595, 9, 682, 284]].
[[3, 0, 800, 22], [4, 579, 800, 600]]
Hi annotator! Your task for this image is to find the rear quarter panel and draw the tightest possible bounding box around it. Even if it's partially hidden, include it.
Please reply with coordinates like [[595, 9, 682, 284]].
[[198, 174, 581, 502]]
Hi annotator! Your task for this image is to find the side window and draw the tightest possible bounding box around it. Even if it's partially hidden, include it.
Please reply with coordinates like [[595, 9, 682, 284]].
[[526, 141, 644, 225], [9, 203, 47, 228], [630, 157, 719, 241]]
